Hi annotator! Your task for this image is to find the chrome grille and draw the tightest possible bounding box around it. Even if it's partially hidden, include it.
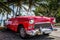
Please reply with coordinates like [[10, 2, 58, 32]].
[[34, 23, 52, 29]]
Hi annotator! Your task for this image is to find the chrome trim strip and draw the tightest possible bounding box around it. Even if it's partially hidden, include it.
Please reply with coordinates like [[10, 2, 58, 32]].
[[35, 22, 50, 24]]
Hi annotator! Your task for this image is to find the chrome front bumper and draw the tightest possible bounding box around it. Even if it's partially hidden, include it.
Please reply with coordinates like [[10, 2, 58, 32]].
[[26, 28, 53, 36], [41, 28, 52, 34], [26, 29, 41, 36]]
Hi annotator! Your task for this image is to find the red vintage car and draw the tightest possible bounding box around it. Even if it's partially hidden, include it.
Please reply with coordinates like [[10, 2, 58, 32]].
[[5, 13, 56, 38]]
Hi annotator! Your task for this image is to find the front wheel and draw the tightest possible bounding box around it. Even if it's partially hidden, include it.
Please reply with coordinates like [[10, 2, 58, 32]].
[[19, 27, 28, 38]]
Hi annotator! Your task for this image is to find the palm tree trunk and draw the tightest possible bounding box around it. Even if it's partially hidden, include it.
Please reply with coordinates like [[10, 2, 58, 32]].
[[19, 7, 21, 15], [16, 6, 18, 16], [1, 9, 5, 27], [7, 3, 9, 19], [13, 3, 15, 17]]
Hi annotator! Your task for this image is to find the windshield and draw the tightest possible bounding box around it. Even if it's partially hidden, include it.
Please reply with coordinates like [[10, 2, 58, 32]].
[[20, 5, 35, 16], [20, 11, 35, 16]]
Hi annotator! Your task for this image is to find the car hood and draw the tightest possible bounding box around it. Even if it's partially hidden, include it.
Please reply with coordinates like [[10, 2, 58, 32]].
[[34, 16, 51, 23], [17, 16, 51, 23]]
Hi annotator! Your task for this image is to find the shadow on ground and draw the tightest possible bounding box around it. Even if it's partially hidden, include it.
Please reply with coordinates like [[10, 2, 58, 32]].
[[0, 30, 55, 40]]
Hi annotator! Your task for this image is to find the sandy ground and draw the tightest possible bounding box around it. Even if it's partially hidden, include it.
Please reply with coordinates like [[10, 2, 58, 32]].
[[50, 28, 60, 37]]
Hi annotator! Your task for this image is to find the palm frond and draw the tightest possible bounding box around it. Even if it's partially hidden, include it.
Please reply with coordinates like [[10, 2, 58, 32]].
[[0, 2, 13, 13]]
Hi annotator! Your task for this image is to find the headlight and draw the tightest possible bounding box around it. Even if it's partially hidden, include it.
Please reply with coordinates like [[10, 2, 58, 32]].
[[29, 20, 34, 24]]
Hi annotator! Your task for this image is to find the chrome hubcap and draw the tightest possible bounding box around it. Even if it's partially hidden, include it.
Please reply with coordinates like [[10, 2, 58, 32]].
[[20, 28, 25, 37]]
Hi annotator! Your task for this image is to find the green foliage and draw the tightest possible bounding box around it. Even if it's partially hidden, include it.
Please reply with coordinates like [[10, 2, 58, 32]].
[[0, 0, 6, 2], [34, 6, 47, 16], [34, 0, 60, 17], [56, 8, 60, 23]]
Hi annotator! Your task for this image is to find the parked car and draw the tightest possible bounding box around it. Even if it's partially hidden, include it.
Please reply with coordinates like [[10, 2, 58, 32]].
[[5, 13, 56, 38]]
